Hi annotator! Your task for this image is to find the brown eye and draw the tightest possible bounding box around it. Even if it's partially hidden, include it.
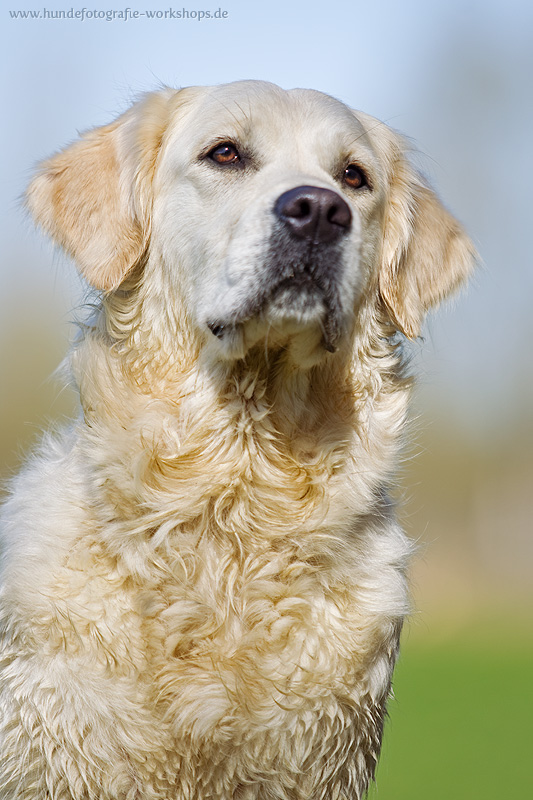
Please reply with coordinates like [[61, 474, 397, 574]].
[[209, 142, 241, 165], [344, 164, 368, 189]]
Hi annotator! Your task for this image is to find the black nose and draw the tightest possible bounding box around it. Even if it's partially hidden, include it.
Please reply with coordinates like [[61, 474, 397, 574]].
[[274, 185, 352, 244]]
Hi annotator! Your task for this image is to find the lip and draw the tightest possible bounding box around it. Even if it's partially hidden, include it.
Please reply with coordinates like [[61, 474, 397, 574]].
[[207, 274, 342, 353], [269, 270, 324, 299]]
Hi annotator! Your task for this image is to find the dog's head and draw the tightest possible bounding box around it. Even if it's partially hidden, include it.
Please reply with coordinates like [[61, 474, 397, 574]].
[[27, 81, 475, 365]]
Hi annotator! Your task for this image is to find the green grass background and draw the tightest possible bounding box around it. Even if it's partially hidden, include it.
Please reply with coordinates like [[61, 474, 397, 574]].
[[369, 623, 533, 799]]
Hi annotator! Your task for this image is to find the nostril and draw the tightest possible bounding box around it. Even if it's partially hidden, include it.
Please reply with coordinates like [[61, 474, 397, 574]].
[[327, 202, 351, 229], [327, 205, 339, 223], [297, 200, 311, 219], [280, 197, 312, 221]]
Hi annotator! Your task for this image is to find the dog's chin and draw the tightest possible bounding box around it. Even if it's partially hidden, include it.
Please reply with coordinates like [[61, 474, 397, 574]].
[[206, 284, 342, 368]]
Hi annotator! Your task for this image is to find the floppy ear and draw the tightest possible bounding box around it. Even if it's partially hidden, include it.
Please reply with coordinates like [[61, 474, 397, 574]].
[[379, 158, 476, 339], [26, 89, 176, 291]]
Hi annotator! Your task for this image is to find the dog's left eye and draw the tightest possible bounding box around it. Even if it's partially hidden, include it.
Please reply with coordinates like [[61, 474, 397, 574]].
[[208, 142, 241, 165], [343, 164, 368, 190]]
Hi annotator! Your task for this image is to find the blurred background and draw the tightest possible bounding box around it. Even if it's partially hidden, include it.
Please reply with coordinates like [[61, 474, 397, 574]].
[[1, 0, 532, 796]]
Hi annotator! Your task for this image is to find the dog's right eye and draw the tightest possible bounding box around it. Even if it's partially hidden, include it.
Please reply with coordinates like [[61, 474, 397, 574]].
[[208, 142, 241, 165]]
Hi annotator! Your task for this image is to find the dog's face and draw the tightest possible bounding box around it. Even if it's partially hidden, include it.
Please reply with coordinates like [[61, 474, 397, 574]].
[[154, 82, 387, 359], [27, 80, 475, 365]]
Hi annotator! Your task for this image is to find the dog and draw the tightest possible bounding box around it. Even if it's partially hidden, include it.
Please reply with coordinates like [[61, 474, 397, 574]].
[[0, 80, 474, 799]]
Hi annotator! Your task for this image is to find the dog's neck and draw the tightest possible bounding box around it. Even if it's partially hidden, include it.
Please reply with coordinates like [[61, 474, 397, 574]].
[[70, 292, 410, 560]]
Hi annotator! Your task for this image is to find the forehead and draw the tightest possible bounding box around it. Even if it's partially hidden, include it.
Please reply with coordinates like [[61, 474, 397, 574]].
[[166, 80, 374, 155]]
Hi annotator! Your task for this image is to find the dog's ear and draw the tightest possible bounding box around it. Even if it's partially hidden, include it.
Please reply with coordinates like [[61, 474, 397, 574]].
[[378, 151, 476, 339], [27, 89, 176, 291]]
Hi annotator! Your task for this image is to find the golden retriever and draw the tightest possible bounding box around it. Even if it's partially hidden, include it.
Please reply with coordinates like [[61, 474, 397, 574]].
[[0, 81, 474, 799]]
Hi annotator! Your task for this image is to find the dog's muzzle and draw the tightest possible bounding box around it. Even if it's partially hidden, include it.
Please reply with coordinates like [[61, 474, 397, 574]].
[[265, 185, 352, 349], [207, 185, 353, 353]]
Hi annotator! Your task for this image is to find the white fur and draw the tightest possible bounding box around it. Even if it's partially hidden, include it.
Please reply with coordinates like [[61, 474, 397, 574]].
[[0, 81, 474, 799]]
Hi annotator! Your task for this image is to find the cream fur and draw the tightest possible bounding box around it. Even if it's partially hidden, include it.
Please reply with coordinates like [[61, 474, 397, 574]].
[[0, 81, 474, 799]]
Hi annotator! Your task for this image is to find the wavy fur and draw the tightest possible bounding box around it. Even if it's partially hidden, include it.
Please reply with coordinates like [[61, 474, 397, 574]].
[[0, 81, 474, 800]]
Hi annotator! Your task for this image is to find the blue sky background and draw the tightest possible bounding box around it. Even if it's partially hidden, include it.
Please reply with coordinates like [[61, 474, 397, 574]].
[[1, 0, 532, 436]]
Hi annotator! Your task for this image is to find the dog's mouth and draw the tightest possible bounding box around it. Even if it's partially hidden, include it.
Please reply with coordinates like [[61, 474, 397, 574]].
[[264, 271, 341, 351], [207, 226, 345, 354], [207, 267, 342, 354]]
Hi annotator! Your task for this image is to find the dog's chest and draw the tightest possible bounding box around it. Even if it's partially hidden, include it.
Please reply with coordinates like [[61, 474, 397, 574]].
[[111, 532, 396, 797], [138, 536, 368, 733]]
